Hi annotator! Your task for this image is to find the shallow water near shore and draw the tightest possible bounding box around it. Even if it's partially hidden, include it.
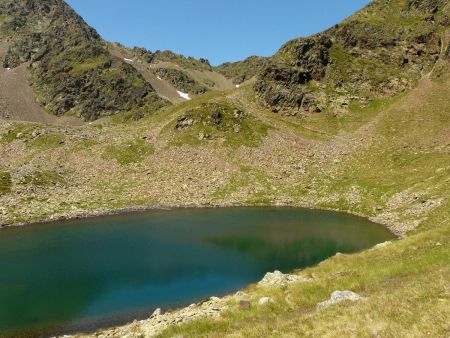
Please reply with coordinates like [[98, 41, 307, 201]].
[[0, 207, 394, 336]]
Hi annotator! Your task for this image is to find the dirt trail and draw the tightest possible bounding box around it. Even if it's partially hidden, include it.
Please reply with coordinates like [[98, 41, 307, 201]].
[[0, 38, 83, 126]]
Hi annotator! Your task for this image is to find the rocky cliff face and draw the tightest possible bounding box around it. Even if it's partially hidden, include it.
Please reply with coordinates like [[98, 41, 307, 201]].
[[0, 0, 166, 121], [255, 0, 450, 115]]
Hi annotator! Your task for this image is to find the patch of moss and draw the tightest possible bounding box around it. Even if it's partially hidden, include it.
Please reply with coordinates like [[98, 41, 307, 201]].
[[0, 172, 12, 194], [27, 134, 65, 151], [102, 138, 154, 165], [69, 55, 110, 74], [0, 15, 8, 24], [71, 139, 99, 154], [20, 170, 66, 187], [0, 125, 33, 144]]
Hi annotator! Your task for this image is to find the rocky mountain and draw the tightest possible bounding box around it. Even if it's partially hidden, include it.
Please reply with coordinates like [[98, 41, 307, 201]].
[[1, 0, 448, 122], [0, 0, 449, 337], [0, 0, 168, 121], [107, 43, 235, 103], [254, 0, 449, 115], [215, 55, 270, 84]]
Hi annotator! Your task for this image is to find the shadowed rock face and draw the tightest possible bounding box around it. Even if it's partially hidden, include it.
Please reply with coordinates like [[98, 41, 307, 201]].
[[254, 0, 449, 115], [0, 0, 166, 121]]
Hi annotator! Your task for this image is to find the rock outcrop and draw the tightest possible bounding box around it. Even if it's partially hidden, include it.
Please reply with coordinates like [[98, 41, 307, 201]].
[[255, 0, 449, 115], [258, 270, 311, 286]]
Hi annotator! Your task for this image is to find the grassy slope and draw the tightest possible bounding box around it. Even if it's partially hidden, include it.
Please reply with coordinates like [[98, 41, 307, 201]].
[[154, 76, 450, 338], [54, 66, 446, 337], [0, 65, 448, 337], [0, 0, 449, 336]]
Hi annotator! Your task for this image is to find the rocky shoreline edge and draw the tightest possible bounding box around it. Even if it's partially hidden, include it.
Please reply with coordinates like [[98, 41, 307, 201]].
[[1, 204, 397, 338], [0, 202, 402, 238], [63, 270, 375, 338]]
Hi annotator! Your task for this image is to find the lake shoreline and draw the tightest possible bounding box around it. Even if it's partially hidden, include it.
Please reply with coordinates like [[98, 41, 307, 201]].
[[0, 202, 402, 238]]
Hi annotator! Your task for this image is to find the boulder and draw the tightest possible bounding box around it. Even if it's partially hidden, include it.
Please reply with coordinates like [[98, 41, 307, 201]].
[[150, 308, 162, 318], [258, 270, 310, 286], [317, 290, 363, 309], [258, 297, 274, 306]]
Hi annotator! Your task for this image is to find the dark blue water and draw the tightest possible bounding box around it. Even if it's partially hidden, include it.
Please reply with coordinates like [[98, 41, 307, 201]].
[[0, 207, 394, 336]]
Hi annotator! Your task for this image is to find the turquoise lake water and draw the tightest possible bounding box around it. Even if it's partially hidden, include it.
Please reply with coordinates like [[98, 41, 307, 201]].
[[0, 207, 394, 336]]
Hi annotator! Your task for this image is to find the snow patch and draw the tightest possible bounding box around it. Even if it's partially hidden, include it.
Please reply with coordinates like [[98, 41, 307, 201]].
[[177, 91, 191, 100], [123, 58, 134, 63], [157, 76, 162, 80]]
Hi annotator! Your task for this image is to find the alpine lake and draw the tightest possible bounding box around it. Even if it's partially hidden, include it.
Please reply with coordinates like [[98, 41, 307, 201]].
[[0, 207, 394, 336]]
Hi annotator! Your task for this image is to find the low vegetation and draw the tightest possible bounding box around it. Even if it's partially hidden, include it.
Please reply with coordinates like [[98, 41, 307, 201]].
[[0, 0, 448, 337], [102, 138, 155, 165]]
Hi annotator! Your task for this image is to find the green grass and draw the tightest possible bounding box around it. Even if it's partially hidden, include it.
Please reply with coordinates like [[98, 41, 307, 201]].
[[0, 15, 8, 24], [158, 225, 450, 338], [70, 55, 109, 74], [0, 172, 12, 194], [0, 124, 33, 144], [19, 170, 66, 187], [101, 138, 154, 165], [161, 98, 271, 149], [27, 134, 65, 151]]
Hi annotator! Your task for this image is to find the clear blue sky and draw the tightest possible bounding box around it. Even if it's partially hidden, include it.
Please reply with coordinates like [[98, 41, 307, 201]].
[[66, 0, 371, 66]]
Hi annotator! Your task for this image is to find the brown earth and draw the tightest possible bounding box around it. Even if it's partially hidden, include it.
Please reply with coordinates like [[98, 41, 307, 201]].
[[0, 38, 83, 126]]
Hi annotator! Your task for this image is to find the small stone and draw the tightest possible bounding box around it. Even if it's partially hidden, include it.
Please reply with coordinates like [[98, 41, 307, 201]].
[[258, 297, 274, 306], [239, 300, 251, 310], [235, 291, 247, 297], [150, 308, 162, 318], [211, 111, 222, 125], [317, 290, 362, 309], [373, 241, 391, 249]]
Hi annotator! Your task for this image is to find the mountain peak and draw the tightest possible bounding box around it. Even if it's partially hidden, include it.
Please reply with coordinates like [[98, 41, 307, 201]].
[[0, 0, 166, 121]]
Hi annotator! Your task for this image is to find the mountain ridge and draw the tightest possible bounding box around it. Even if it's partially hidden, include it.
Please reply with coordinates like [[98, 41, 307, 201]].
[[0, 0, 449, 337]]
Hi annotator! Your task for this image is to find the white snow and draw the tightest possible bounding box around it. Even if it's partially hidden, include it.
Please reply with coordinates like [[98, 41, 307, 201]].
[[123, 58, 134, 63], [177, 91, 191, 100], [235, 84, 240, 88], [157, 76, 162, 80]]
